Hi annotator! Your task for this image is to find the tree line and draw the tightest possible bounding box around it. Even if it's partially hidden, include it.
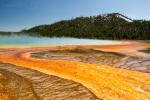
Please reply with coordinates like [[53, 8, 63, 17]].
[[22, 13, 150, 40]]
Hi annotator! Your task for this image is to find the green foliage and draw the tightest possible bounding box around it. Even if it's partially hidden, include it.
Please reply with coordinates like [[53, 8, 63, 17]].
[[22, 13, 150, 40]]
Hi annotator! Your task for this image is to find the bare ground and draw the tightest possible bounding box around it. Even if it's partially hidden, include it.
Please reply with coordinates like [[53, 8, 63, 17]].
[[139, 48, 150, 54], [31, 48, 150, 73], [0, 62, 98, 100]]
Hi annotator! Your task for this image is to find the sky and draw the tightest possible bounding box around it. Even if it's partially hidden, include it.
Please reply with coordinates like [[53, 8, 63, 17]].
[[0, 0, 150, 32]]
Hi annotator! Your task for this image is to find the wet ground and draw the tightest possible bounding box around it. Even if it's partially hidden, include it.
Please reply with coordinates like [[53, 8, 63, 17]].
[[0, 62, 98, 100], [139, 48, 150, 54], [32, 48, 150, 73], [0, 41, 149, 99]]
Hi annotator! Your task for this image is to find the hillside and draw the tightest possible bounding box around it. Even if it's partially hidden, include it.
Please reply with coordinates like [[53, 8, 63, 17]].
[[23, 13, 150, 40]]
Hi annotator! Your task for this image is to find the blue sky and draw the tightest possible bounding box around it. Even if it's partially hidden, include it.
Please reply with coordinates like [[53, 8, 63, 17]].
[[0, 0, 150, 32]]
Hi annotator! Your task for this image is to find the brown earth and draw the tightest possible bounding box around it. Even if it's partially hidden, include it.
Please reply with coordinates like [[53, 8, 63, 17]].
[[31, 48, 150, 73], [139, 48, 150, 54], [0, 41, 149, 99], [0, 62, 98, 100]]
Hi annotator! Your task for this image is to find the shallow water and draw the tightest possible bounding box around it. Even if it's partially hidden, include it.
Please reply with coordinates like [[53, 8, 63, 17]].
[[0, 34, 122, 47]]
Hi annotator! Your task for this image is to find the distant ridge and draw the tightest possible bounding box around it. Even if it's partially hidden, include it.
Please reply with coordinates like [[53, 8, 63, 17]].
[[110, 13, 133, 22], [20, 13, 150, 40]]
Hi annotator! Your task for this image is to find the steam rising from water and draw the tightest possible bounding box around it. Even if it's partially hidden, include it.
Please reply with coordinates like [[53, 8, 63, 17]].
[[0, 34, 122, 47]]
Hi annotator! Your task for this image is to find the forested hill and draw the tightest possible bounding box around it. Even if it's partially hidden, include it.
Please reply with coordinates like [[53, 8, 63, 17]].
[[23, 13, 150, 40]]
